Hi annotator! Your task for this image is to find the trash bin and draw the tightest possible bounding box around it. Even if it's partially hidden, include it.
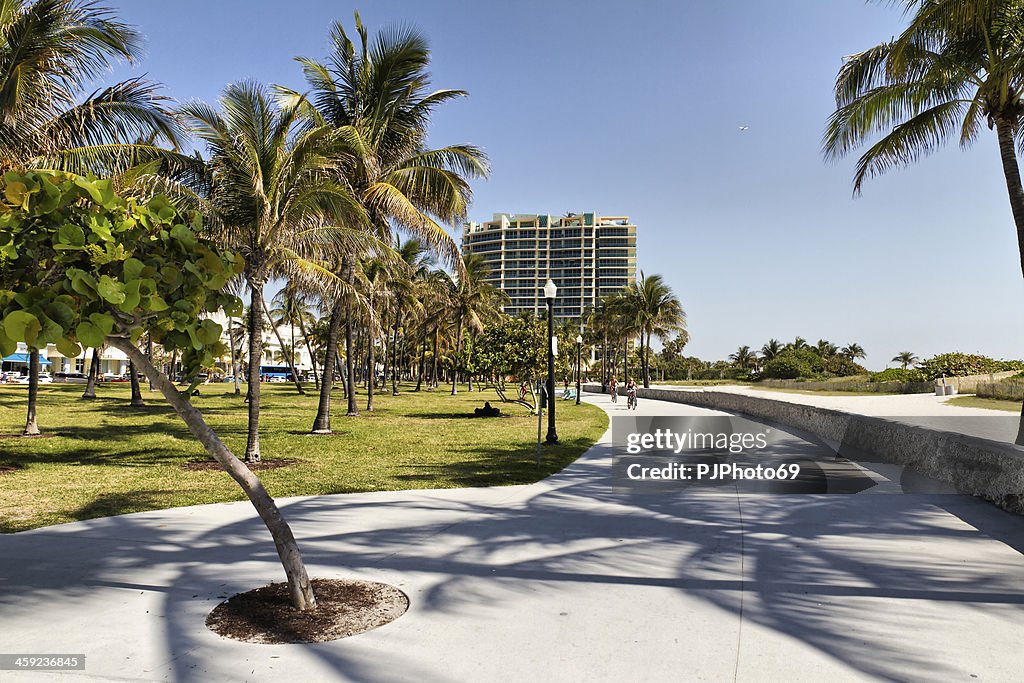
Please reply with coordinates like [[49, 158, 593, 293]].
[[943, 384, 956, 396], [935, 385, 945, 396]]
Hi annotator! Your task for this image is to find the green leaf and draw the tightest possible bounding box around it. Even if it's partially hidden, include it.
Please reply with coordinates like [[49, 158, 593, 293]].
[[196, 319, 222, 345], [123, 257, 144, 280], [117, 279, 141, 313], [97, 275, 126, 304], [75, 321, 104, 349], [88, 313, 114, 335], [146, 295, 169, 311], [58, 223, 86, 247], [4, 310, 41, 345], [73, 176, 103, 204], [0, 325, 15, 356], [4, 181, 29, 208], [56, 338, 81, 358], [170, 223, 197, 250]]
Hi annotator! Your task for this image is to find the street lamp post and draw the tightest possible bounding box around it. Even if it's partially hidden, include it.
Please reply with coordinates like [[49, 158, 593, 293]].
[[544, 279, 558, 444], [575, 333, 583, 405]]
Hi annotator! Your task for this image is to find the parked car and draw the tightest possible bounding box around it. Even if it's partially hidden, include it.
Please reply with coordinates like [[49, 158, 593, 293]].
[[53, 372, 89, 384]]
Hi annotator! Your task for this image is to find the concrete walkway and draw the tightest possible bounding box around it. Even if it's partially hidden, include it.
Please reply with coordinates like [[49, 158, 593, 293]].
[[3, 393, 1024, 681]]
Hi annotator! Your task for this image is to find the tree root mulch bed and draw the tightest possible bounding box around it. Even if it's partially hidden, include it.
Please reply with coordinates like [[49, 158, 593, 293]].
[[0, 465, 23, 475], [206, 579, 409, 643], [183, 458, 301, 472]]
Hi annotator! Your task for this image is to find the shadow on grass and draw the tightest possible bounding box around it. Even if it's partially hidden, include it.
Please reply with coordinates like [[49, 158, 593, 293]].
[[388, 437, 597, 488], [72, 490, 177, 522]]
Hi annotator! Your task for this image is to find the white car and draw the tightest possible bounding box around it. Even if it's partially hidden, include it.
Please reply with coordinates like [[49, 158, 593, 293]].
[[13, 372, 52, 383]]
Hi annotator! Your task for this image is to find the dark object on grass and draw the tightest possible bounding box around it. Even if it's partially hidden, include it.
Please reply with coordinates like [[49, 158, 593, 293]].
[[473, 401, 501, 417]]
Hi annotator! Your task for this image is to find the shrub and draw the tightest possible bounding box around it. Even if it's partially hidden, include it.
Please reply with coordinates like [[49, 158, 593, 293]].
[[870, 368, 927, 383], [823, 357, 867, 377], [918, 352, 1024, 380], [761, 354, 814, 379]]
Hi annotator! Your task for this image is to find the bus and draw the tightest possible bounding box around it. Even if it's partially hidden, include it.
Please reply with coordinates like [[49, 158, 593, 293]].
[[259, 365, 295, 382]]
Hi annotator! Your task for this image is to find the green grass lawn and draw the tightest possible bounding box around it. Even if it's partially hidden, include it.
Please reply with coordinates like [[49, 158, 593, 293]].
[[0, 382, 608, 532], [946, 395, 1024, 412]]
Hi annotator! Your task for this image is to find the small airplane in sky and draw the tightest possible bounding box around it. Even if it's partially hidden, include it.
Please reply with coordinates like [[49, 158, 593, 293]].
[[738, 125, 749, 131]]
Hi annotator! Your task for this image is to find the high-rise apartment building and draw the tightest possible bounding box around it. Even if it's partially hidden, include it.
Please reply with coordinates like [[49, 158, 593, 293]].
[[462, 212, 637, 320]]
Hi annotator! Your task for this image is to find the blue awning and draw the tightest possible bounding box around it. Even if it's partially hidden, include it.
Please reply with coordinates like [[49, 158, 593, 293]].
[[2, 353, 51, 365]]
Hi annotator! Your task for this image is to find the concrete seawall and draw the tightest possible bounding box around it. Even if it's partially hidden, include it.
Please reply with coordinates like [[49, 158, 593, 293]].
[[585, 384, 1024, 514]]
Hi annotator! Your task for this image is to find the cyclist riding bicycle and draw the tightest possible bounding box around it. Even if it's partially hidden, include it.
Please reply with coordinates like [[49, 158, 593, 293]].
[[609, 376, 618, 403], [625, 379, 638, 410]]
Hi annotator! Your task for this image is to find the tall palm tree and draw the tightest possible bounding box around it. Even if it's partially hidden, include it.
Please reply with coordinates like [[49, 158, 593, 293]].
[[287, 15, 489, 431], [729, 345, 756, 370], [842, 343, 867, 361], [0, 0, 185, 436], [624, 272, 686, 388], [761, 338, 783, 362], [823, 0, 1024, 441], [448, 253, 507, 395], [181, 82, 364, 461], [892, 351, 920, 370], [0, 0, 184, 175], [815, 339, 839, 359], [387, 238, 430, 395]]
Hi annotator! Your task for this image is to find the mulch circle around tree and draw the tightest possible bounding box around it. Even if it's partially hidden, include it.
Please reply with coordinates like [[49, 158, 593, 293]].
[[0, 433, 58, 440], [206, 579, 409, 644], [0, 465, 23, 475], [183, 458, 301, 472]]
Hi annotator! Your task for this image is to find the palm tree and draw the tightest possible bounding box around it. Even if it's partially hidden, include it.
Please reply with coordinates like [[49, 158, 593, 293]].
[[288, 15, 489, 431], [815, 339, 839, 359], [729, 345, 756, 370], [271, 285, 319, 387], [790, 336, 808, 351], [841, 343, 867, 361], [624, 272, 686, 388], [892, 351, 920, 370], [180, 81, 364, 461], [0, 0, 185, 436], [388, 239, 430, 395], [0, 0, 183, 175], [761, 338, 783, 362], [825, 0, 1024, 442], [448, 253, 507, 394]]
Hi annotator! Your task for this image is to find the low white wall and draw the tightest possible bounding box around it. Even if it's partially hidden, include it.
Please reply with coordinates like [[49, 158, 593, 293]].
[[584, 384, 1024, 514]]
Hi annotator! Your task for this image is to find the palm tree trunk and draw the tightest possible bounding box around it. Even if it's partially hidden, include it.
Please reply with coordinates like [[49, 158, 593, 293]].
[[993, 118, 1024, 445], [345, 307, 358, 416], [991, 126, 1024, 438], [23, 348, 39, 436], [312, 298, 343, 434], [82, 346, 101, 399], [431, 327, 439, 388], [415, 336, 426, 391], [297, 314, 319, 391], [618, 337, 626, 382], [228, 316, 241, 396], [643, 328, 651, 388], [391, 310, 400, 396], [451, 318, 463, 395], [129, 360, 145, 407], [246, 280, 265, 462], [261, 295, 304, 395], [108, 337, 317, 611], [367, 333, 376, 411]]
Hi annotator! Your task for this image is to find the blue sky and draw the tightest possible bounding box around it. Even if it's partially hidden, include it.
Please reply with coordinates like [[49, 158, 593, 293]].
[[104, 0, 1022, 369]]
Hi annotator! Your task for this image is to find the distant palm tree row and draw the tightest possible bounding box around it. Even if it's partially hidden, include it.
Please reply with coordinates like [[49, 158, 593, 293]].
[[585, 272, 687, 389]]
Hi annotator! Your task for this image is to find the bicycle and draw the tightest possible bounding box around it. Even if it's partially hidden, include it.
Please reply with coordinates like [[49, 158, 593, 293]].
[[626, 390, 637, 410]]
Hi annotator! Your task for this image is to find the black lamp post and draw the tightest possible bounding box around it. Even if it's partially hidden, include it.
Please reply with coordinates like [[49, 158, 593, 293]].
[[544, 279, 558, 444], [575, 333, 583, 405]]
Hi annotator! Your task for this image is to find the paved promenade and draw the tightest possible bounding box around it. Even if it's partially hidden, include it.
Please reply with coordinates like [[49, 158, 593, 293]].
[[3, 393, 1024, 681]]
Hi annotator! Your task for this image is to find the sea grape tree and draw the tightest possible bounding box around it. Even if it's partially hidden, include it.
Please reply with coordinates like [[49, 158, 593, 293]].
[[0, 170, 317, 610]]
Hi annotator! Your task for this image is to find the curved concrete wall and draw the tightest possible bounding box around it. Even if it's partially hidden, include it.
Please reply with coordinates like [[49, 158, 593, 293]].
[[584, 384, 1024, 514]]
